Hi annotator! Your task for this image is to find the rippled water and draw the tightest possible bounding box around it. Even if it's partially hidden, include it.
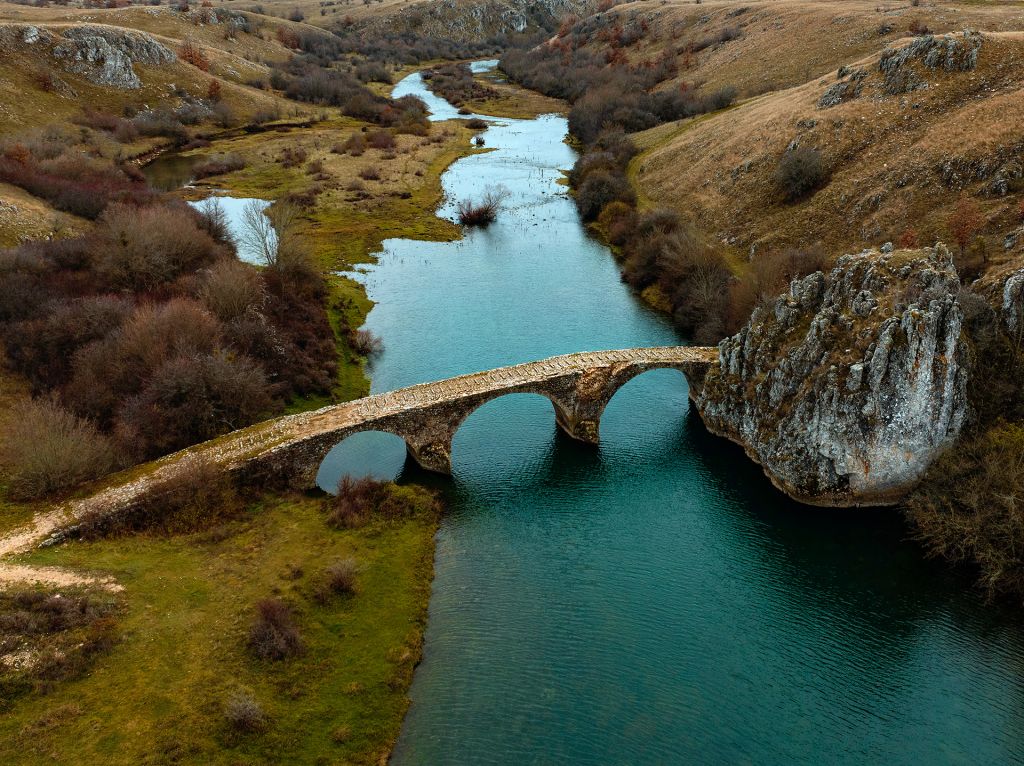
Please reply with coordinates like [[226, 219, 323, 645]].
[[318, 67, 1024, 765]]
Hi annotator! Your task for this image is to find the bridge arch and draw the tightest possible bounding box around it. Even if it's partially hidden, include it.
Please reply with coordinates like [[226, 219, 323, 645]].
[[316, 429, 411, 490], [450, 395, 577, 473]]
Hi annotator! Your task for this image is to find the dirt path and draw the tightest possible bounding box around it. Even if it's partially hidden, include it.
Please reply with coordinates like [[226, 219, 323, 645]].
[[0, 507, 121, 591]]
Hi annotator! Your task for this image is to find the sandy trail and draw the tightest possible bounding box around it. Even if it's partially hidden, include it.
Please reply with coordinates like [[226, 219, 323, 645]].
[[0, 507, 121, 591]]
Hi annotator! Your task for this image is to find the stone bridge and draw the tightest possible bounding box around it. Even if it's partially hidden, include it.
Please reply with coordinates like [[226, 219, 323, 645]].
[[53, 347, 717, 533]]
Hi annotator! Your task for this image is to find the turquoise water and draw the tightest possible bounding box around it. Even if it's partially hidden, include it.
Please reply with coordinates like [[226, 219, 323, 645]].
[[317, 69, 1024, 765]]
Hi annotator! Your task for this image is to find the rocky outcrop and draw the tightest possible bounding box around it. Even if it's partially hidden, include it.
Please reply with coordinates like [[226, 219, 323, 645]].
[[697, 244, 971, 506], [819, 31, 983, 108], [52, 26, 175, 89], [880, 31, 982, 94]]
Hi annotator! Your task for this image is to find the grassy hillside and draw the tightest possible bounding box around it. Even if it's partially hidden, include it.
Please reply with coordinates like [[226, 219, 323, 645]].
[[632, 28, 1024, 262]]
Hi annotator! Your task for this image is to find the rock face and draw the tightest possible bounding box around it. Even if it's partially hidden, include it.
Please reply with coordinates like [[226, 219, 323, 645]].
[[52, 26, 175, 89], [697, 245, 971, 506], [819, 31, 982, 108]]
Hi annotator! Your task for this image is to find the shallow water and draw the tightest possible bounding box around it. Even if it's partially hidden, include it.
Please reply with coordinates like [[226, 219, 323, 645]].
[[317, 67, 1024, 765]]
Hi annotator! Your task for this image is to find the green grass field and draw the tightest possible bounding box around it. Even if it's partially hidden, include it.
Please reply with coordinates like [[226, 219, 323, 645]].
[[0, 489, 438, 765]]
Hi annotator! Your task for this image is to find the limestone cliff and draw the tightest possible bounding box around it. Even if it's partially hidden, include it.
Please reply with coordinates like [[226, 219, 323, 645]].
[[697, 244, 971, 506], [49, 25, 176, 89]]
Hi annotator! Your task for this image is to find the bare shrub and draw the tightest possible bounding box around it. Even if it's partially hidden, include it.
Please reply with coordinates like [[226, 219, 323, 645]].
[[77, 453, 241, 538], [328, 476, 440, 529], [192, 152, 246, 179], [314, 557, 359, 603], [223, 691, 268, 733], [349, 328, 383, 356], [465, 118, 487, 130], [239, 200, 316, 285], [339, 133, 365, 156], [358, 166, 381, 181], [1, 397, 120, 499], [908, 423, 1024, 598], [457, 186, 509, 227], [194, 197, 233, 244], [575, 170, 635, 221], [178, 40, 210, 71], [277, 146, 308, 168], [908, 18, 932, 35], [65, 298, 222, 427], [93, 203, 224, 290], [200, 259, 265, 321], [367, 129, 396, 150], [116, 351, 272, 459], [248, 598, 304, 660], [775, 146, 827, 202]]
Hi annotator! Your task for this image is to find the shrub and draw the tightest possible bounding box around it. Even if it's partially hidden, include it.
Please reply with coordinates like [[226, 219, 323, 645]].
[[78, 453, 240, 537], [457, 186, 509, 226], [349, 328, 383, 356], [575, 170, 635, 221], [200, 259, 265, 321], [327, 476, 439, 528], [192, 152, 246, 179], [897, 228, 920, 249], [314, 557, 359, 602], [5, 295, 134, 390], [193, 197, 233, 244], [339, 133, 365, 156], [596, 200, 637, 246], [179, 40, 210, 71], [908, 18, 932, 36], [277, 146, 308, 168], [0, 150, 151, 220], [92, 203, 224, 290], [65, 298, 222, 426], [224, 691, 268, 733], [367, 129, 396, 150], [358, 166, 381, 181], [465, 118, 488, 130], [116, 350, 273, 459], [211, 101, 237, 128], [775, 146, 827, 202], [248, 598, 304, 660], [908, 422, 1024, 597], [947, 195, 984, 255], [0, 397, 121, 499]]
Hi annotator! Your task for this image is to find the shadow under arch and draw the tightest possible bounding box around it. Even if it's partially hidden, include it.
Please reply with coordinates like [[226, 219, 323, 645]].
[[595, 366, 692, 441], [448, 391, 571, 478], [316, 429, 420, 492]]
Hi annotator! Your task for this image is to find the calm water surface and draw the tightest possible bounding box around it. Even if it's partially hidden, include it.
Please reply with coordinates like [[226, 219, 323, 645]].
[[315, 66, 1024, 765]]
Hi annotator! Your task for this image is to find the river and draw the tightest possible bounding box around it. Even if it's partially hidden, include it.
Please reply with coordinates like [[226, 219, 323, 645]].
[[187, 64, 1024, 764]]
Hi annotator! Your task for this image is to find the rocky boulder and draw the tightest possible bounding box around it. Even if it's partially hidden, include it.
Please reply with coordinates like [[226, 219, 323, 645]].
[[53, 26, 175, 89], [697, 244, 971, 506]]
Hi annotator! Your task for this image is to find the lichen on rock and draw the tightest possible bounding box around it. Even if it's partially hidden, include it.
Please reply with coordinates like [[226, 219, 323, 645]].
[[879, 31, 982, 94], [52, 26, 175, 90], [697, 244, 971, 506]]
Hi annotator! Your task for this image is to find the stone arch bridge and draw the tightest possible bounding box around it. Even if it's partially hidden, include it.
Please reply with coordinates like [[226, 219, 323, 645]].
[[55, 347, 717, 532]]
